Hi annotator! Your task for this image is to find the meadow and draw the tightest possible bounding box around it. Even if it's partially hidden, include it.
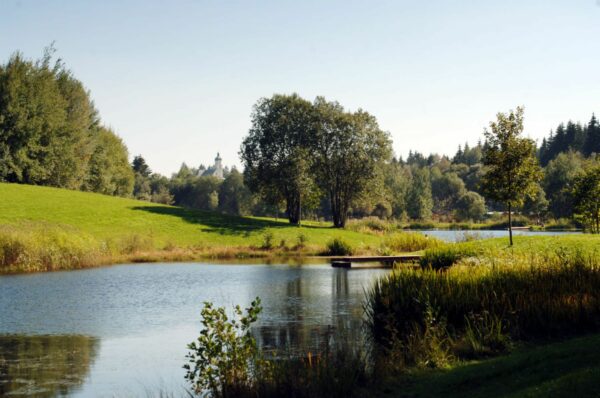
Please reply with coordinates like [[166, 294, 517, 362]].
[[0, 182, 388, 273]]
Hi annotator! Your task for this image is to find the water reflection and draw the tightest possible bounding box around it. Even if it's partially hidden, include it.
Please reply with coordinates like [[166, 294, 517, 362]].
[[0, 263, 386, 396], [0, 334, 98, 397], [254, 268, 366, 354]]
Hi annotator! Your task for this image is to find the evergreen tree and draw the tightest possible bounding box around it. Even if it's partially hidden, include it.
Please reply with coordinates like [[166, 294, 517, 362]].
[[584, 114, 600, 156]]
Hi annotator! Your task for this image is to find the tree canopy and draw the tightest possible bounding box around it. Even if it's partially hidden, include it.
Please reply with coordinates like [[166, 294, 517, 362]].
[[482, 106, 542, 244]]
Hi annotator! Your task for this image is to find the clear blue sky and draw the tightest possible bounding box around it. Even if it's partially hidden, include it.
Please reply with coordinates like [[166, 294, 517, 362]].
[[1, 0, 599, 175]]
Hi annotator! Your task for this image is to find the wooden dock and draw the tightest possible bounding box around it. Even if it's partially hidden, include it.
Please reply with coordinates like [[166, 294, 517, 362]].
[[330, 255, 422, 268]]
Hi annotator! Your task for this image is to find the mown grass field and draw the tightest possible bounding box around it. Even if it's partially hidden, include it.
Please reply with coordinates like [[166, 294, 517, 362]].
[[0, 182, 386, 272]]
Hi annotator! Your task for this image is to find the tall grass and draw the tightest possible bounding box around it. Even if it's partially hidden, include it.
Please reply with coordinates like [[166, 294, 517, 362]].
[[0, 224, 109, 272], [381, 232, 442, 254], [366, 246, 600, 366]]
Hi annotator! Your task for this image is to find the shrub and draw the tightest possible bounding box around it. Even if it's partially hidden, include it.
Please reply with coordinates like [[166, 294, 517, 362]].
[[324, 238, 353, 256], [184, 299, 371, 398], [260, 231, 274, 250], [295, 233, 307, 249], [184, 298, 264, 397]]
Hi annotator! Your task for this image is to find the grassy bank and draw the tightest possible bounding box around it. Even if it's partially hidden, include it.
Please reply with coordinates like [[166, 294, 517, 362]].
[[379, 333, 600, 398], [0, 183, 393, 273]]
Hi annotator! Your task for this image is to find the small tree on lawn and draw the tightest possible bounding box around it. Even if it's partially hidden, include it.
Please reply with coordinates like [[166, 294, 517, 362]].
[[572, 166, 600, 234], [481, 107, 542, 245]]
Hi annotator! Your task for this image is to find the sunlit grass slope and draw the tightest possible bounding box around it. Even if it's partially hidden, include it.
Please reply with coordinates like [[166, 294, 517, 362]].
[[0, 183, 382, 269]]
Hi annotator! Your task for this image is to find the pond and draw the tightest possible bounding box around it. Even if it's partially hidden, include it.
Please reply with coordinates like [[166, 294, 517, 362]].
[[0, 263, 387, 397]]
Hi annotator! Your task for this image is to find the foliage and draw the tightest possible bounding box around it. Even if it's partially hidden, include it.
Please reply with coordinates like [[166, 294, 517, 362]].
[[406, 167, 433, 220], [82, 127, 134, 197], [184, 298, 263, 397], [543, 151, 585, 218], [260, 231, 274, 250], [312, 97, 392, 227], [0, 47, 133, 197], [324, 238, 353, 256], [454, 191, 486, 221], [240, 94, 317, 225], [482, 107, 542, 244], [572, 165, 600, 233], [218, 169, 253, 215]]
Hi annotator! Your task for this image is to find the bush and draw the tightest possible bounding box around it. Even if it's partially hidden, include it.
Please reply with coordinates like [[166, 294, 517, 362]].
[[261, 231, 274, 250], [295, 232, 307, 249], [184, 298, 264, 397], [185, 298, 371, 398], [324, 238, 354, 256]]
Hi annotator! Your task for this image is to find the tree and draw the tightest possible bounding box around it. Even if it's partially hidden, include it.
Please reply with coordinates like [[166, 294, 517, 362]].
[[218, 168, 253, 215], [132, 155, 152, 177], [240, 94, 316, 225], [83, 127, 134, 197], [584, 114, 600, 156], [312, 98, 392, 227], [455, 191, 486, 221], [0, 49, 97, 188], [482, 107, 542, 245], [543, 151, 584, 218], [572, 166, 600, 233], [431, 171, 466, 214], [521, 183, 549, 224], [406, 167, 433, 220]]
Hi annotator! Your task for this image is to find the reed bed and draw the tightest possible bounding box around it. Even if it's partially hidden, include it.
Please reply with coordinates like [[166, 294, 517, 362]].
[[366, 245, 600, 366]]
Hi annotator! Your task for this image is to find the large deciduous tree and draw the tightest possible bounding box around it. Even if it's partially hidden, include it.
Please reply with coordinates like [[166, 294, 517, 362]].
[[240, 94, 317, 225], [482, 107, 542, 245], [312, 97, 392, 227], [572, 166, 600, 234]]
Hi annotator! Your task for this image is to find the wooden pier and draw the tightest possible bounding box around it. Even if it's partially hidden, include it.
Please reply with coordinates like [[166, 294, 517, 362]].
[[330, 255, 422, 268]]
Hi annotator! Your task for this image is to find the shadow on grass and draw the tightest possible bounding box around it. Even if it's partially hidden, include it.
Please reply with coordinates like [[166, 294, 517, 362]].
[[130, 206, 327, 236], [392, 334, 600, 398]]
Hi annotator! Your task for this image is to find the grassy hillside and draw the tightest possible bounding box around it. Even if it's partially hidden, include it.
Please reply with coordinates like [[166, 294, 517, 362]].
[[0, 183, 384, 272]]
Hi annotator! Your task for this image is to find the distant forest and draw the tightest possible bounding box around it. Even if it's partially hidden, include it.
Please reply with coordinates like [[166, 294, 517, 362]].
[[1, 49, 599, 226]]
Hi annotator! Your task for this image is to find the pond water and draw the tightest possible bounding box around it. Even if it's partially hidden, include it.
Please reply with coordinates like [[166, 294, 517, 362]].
[[0, 263, 387, 397], [415, 229, 581, 242]]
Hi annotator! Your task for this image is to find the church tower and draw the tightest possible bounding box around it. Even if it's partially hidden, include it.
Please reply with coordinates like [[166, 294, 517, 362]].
[[213, 152, 224, 179]]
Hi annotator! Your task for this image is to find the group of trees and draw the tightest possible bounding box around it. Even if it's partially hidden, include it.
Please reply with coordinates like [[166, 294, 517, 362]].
[[0, 48, 134, 195], [1, 49, 598, 233], [241, 94, 392, 227], [539, 114, 600, 165]]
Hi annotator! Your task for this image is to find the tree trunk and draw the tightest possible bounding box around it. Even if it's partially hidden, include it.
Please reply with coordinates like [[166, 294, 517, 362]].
[[508, 202, 513, 246], [286, 195, 301, 225]]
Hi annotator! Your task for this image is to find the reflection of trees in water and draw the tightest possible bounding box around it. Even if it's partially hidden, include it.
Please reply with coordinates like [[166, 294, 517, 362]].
[[0, 334, 99, 397], [253, 269, 366, 355]]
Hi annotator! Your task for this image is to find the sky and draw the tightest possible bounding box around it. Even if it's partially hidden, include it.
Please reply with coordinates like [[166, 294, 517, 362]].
[[1, 0, 599, 175]]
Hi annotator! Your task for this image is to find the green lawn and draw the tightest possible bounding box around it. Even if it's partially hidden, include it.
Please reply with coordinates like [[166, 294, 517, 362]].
[[380, 334, 600, 398], [0, 182, 381, 249]]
